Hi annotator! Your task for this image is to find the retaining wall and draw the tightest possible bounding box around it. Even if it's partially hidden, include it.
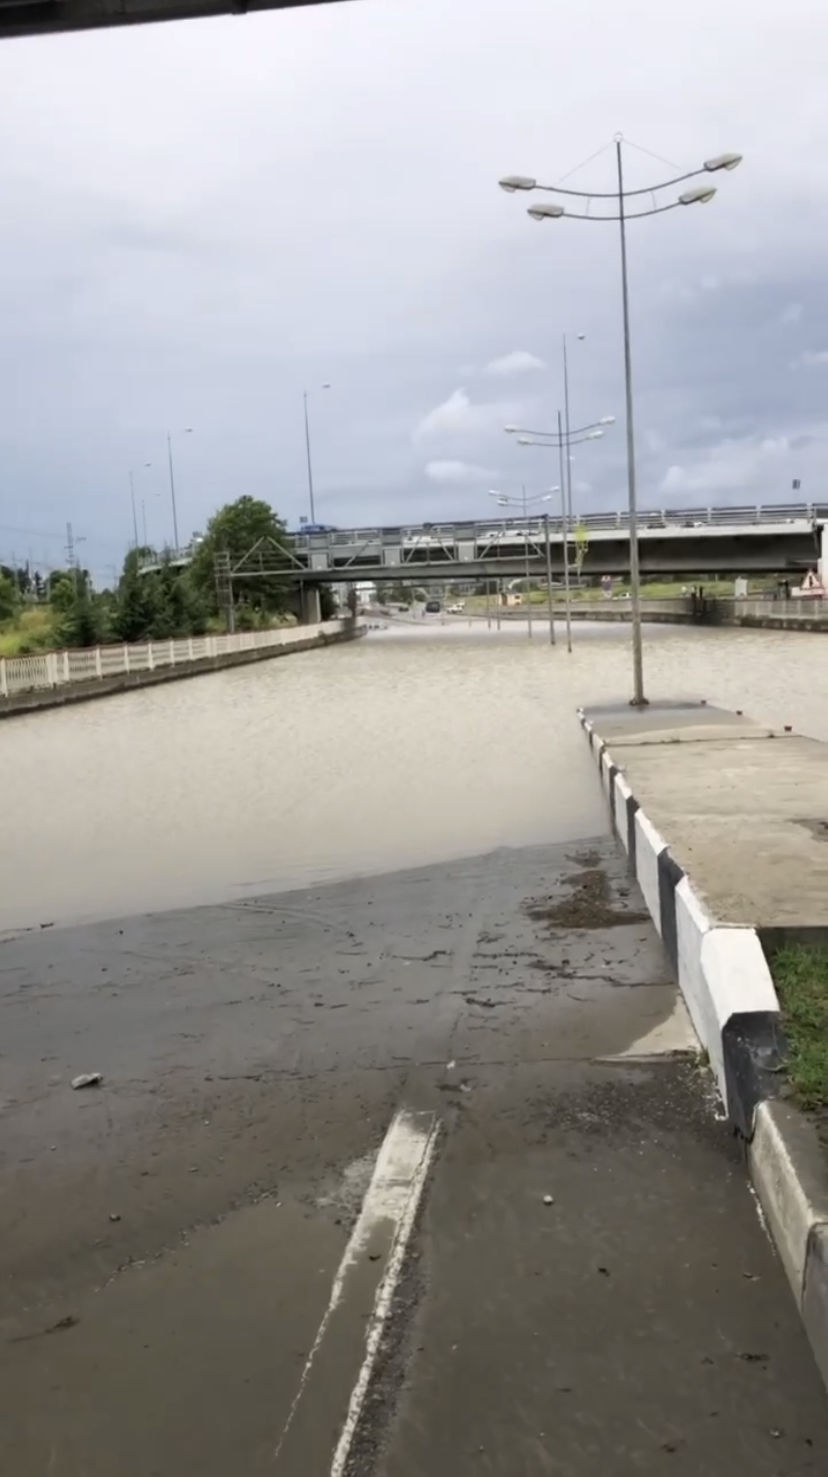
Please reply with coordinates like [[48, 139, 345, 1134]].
[[0, 620, 363, 719]]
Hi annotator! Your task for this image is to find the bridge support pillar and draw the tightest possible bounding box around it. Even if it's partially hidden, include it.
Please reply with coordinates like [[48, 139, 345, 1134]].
[[300, 585, 321, 625], [820, 523, 828, 587]]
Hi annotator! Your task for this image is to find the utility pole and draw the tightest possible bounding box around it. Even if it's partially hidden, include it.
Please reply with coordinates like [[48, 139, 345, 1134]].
[[65, 522, 78, 596]]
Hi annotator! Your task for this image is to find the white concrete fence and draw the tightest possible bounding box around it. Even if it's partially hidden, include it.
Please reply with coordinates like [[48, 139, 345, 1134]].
[[731, 597, 828, 621], [0, 621, 345, 699]]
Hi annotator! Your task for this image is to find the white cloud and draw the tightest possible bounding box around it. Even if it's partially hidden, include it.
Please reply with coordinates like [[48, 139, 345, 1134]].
[[424, 459, 496, 484], [413, 387, 519, 440], [791, 350, 828, 369], [484, 349, 545, 377], [659, 434, 794, 498]]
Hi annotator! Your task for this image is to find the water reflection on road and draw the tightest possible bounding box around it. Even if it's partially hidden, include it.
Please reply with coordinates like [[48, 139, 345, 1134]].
[[3, 619, 824, 931]]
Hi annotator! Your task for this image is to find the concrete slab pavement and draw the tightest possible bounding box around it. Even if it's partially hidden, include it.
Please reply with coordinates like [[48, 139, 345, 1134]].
[[2, 837, 827, 1472], [586, 701, 828, 928]]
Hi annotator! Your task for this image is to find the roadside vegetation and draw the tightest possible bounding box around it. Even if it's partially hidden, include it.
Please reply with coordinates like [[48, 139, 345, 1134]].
[[0, 496, 331, 656], [769, 942, 828, 1110], [457, 575, 774, 613]]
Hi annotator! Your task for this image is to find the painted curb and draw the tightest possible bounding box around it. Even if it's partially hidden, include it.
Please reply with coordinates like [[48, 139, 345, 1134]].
[[578, 708, 784, 1132], [750, 1100, 828, 1389], [579, 707, 828, 1391]]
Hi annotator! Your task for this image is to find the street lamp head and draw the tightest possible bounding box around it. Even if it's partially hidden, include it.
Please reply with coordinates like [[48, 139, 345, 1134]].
[[516, 437, 535, 446], [679, 185, 717, 205], [703, 152, 742, 173], [539, 493, 553, 503], [599, 416, 616, 426], [503, 424, 519, 434], [321, 382, 331, 389], [586, 430, 604, 440], [499, 175, 537, 192], [528, 202, 565, 221]]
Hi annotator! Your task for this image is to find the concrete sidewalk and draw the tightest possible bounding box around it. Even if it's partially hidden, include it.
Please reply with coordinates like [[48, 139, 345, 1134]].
[[584, 701, 828, 928], [5, 839, 828, 1472]]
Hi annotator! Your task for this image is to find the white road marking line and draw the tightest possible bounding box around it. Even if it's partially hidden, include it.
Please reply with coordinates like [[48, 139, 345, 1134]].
[[272, 1107, 439, 1468], [329, 1109, 439, 1477]]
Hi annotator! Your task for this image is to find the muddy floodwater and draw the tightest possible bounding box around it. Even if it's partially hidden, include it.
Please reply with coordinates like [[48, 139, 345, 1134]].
[[2, 618, 824, 932]]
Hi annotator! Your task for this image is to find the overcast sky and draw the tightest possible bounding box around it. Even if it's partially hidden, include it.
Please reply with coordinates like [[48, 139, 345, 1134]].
[[1, 0, 827, 578]]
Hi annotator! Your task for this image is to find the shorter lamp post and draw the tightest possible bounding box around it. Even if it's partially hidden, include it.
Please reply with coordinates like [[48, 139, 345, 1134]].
[[488, 487, 557, 641], [504, 419, 612, 651]]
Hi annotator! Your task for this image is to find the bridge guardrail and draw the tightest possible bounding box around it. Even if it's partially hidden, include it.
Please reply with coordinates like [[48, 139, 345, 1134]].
[[0, 621, 346, 700], [139, 502, 828, 576]]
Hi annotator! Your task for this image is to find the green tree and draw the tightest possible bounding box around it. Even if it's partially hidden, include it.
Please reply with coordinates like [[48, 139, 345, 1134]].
[[146, 558, 208, 639], [55, 588, 104, 648], [114, 549, 161, 642], [48, 568, 90, 610], [189, 496, 292, 619], [0, 571, 19, 622], [115, 548, 208, 642]]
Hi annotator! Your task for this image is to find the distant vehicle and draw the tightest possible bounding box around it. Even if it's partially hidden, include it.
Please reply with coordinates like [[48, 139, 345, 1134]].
[[297, 522, 338, 534], [424, 599, 442, 614]]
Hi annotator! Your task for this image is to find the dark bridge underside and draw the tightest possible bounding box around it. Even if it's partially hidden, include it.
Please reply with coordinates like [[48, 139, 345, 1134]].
[[0, 0, 337, 40]]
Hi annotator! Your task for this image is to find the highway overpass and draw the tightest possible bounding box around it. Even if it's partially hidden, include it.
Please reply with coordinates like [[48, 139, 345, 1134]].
[[0, 0, 334, 40], [140, 501, 828, 586]]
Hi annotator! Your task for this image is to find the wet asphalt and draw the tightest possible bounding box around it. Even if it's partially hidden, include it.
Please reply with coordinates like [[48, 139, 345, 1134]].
[[1, 837, 826, 1473]]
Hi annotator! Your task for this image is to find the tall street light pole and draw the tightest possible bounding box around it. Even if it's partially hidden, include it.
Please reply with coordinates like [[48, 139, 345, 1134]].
[[167, 429, 193, 551], [498, 142, 742, 705], [129, 471, 139, 549], [614, 138, 645, 706], [303, 382, 331, 525], [129, 462, 152, 549]]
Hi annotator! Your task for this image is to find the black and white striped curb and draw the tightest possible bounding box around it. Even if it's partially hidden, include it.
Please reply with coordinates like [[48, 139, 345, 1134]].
[[578, 708, 828, 1390], [578, 707, 784, 1133]]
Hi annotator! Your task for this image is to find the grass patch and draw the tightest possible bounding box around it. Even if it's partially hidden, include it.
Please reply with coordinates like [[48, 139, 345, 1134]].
[[0, 606, 56, 657], [771, 943, 828, 1110]]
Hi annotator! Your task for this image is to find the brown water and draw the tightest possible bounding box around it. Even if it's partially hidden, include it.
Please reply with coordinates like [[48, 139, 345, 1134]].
[[2, 620, 823, 932]]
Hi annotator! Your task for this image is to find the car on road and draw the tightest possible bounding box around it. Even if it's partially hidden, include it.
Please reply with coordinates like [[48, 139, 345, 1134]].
[[424, 600, 442, 614]]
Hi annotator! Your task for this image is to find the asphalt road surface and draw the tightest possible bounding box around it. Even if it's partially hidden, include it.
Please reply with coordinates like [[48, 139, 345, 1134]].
[[2, 838, 827, 1474]]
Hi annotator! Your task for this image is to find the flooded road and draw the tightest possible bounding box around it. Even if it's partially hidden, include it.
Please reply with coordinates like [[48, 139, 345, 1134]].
[[1, 619, 825, 932], [3, 620, 828, 1474]]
